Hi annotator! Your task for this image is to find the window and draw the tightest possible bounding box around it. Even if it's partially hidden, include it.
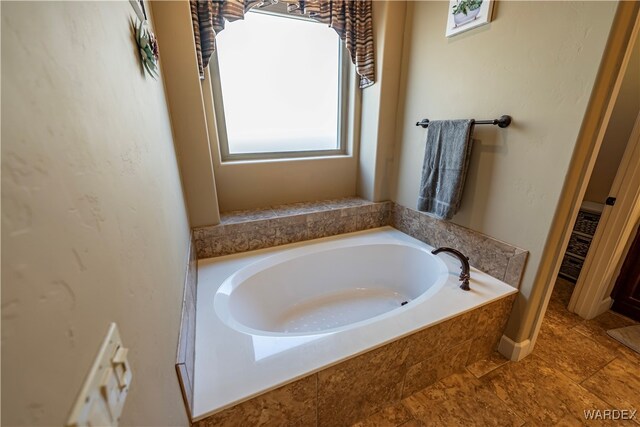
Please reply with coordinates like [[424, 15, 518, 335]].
[[211, 7, 350, 161]]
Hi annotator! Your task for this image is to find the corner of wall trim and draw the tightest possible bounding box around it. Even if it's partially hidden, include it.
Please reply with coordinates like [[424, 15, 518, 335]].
[[498, 335, 532, 362]]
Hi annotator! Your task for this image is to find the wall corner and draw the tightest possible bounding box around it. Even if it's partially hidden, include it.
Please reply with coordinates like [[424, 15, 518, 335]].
[[498, 335, 532, 362]]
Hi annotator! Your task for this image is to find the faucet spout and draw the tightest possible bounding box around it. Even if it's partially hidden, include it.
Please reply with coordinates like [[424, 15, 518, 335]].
[[431, 247, 471, 291]]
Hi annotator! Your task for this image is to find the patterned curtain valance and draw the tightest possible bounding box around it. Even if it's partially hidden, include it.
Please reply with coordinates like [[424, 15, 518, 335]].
[[190, 0, 375, 89]]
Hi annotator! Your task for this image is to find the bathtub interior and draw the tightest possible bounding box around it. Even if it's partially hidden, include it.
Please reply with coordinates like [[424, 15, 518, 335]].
[[215, 243, 448, 335]]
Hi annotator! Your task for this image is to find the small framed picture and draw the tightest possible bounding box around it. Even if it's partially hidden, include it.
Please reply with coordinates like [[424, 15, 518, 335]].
[[446, 0, 494, 37], [129, 0, 147, 21]]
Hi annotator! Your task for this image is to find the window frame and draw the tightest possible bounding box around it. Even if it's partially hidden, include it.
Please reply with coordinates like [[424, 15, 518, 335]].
[[210, 7, 351, 162]]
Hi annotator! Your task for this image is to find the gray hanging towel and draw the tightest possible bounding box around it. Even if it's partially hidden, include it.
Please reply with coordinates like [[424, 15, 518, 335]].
[[417, 119, 474, 220]]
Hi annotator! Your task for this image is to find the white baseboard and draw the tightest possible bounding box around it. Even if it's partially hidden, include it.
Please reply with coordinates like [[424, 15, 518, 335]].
[[594, 297, 614, 319], [498, 335, 532, 361]]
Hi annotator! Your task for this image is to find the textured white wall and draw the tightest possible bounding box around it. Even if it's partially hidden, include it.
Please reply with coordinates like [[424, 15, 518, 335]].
[[2, 2, 190, 426], [391, 1, 617, 338]]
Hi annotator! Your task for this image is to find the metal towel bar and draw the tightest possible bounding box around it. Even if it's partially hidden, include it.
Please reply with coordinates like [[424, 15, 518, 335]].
[[415, 115, 512, 129]]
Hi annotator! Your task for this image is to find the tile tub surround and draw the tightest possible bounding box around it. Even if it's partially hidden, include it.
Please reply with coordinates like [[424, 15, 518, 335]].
[[390, 204, 528, 288], [193, 199, 527, 289], [352, 278, 640, 427], [176, 234, 198, 418], [193, 198, 391, 259], [193, 296, 515, 427], [193, 229, 517, 426]]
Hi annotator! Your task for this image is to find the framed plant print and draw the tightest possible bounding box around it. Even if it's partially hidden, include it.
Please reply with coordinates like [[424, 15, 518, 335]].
[[446, 0, 494, 37]]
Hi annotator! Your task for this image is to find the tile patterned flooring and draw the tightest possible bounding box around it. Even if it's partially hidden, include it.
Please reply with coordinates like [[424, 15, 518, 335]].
[[352, 278, 640, 426]]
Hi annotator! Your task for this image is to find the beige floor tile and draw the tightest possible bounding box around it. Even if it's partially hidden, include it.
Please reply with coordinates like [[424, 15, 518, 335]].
[[590, 310, 638, 330], [403, 371, 525, 427], [573, 313, 640, 363], [397, 420, 424, 427], [581, 357, 640, 412], [483, 355, 616, 426], [534, 320, 617, 383], [466, 351, 510, 378], [542, 278, 584, 332], [553, 278, 576, 306], [544, 302, 584, 333], [351, 403, 413, 427]]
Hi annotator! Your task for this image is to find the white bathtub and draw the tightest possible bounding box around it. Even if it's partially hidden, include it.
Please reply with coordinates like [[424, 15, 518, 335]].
[[215, 242, 448, 336], [194, 227, 516, 420]]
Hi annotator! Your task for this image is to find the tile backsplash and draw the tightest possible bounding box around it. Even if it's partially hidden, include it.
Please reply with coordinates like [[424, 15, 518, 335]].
[[192, 198, 527, 288], [390, 204, 528, 288], [194, 198, 391, 259]]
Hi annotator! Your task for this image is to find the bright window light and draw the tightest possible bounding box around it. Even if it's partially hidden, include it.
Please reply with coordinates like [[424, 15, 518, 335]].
[[215, 11, 343, 156]]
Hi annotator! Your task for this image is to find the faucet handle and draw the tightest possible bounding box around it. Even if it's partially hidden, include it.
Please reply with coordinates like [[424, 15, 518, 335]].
[[459, 272, 471, 291]]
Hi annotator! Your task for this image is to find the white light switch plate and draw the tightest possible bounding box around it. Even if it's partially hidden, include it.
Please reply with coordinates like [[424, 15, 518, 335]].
[[67, 323, 132, 427]]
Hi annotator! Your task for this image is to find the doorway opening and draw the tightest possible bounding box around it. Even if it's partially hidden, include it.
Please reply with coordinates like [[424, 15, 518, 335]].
[[553, 25, 640, 322]]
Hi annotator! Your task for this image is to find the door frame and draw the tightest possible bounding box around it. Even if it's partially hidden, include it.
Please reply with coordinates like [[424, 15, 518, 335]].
[[569, 112, 640, 319], [610, 220, 640, 320], [501, 3, 640, 361]]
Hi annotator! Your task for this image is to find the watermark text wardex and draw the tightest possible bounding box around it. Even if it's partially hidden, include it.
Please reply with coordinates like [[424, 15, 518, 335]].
[[584, 409, 637, 420]]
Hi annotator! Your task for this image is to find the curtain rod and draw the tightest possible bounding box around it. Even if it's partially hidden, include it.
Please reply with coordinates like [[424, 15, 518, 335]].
[[415, 115, 512, 129]]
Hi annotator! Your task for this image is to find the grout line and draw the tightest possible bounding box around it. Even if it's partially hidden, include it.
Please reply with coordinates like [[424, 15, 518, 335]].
[[315, 374, 319, 427], [399, 368, 407, 402], [608, 310, 640, 325], [397, 419, 420, 427], [578, 357, 619, 386], [573, 372, 623, 410], [473, 361, 531, 424], [533, 345, 606, 385], [466, 359, 510, 380]]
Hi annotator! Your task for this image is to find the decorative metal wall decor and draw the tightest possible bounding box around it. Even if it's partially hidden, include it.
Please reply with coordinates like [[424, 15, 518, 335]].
[[134, 19, 159, 79]]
